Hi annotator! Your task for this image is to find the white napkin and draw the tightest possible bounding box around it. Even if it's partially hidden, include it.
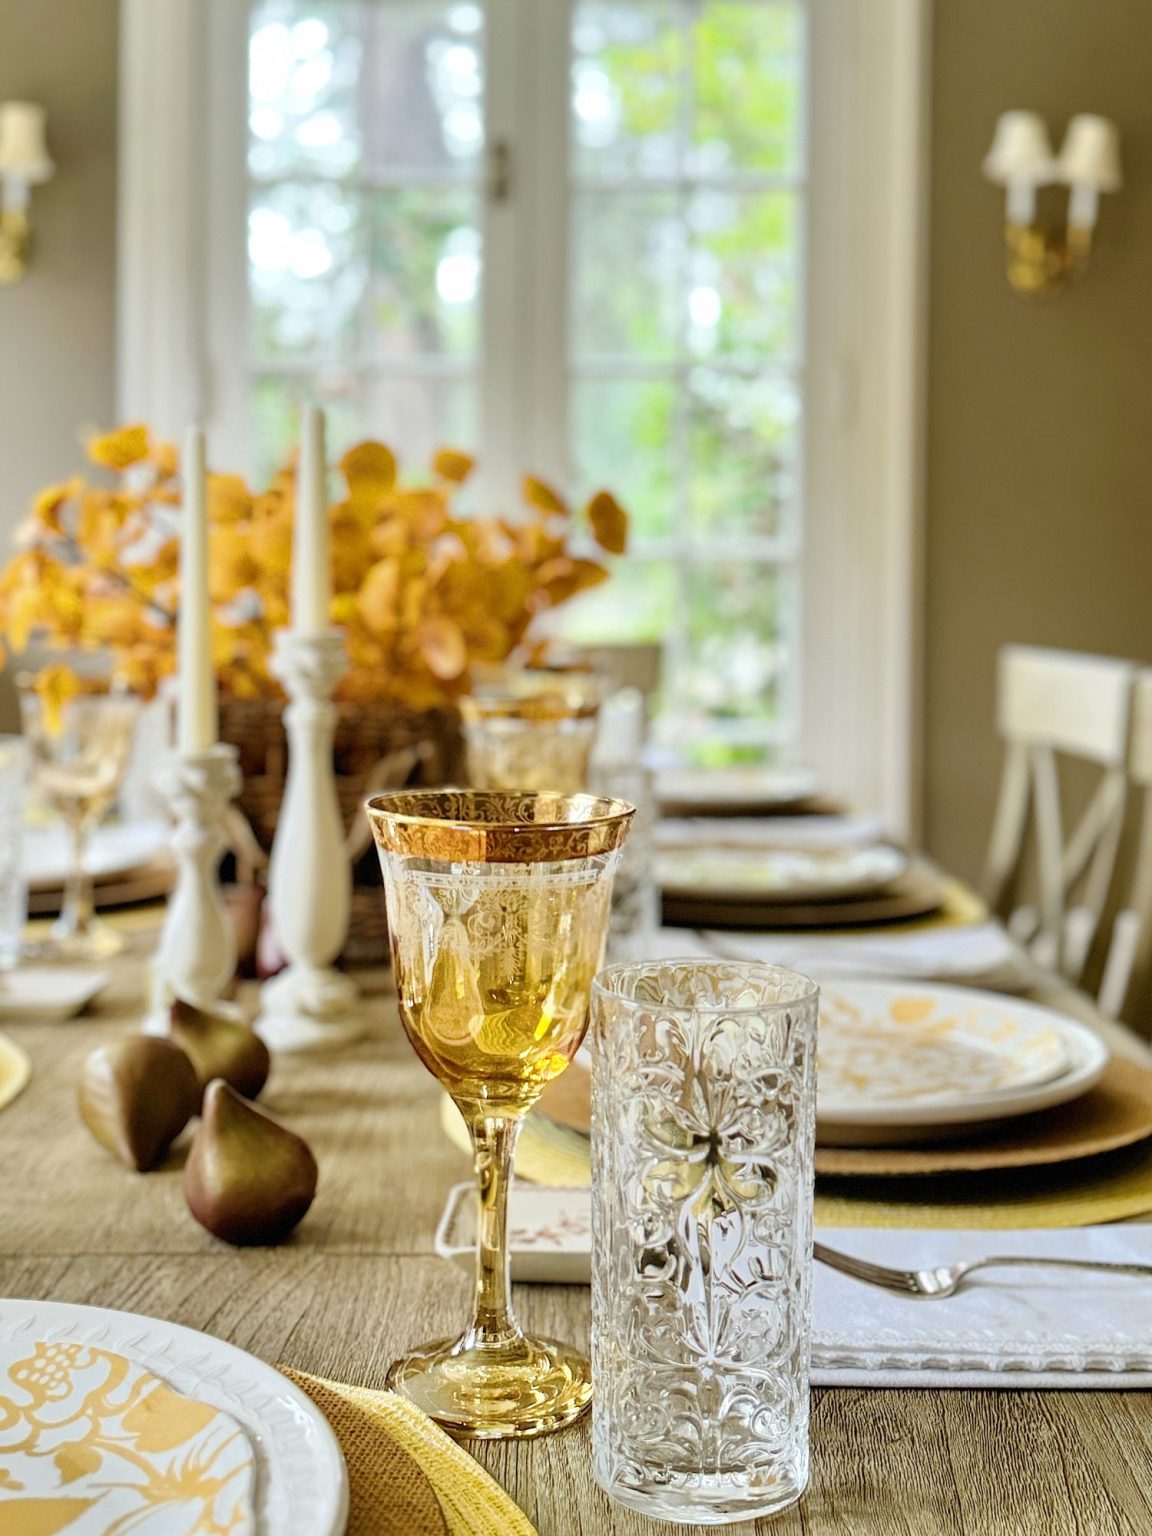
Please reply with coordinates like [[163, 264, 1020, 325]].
[[812, 1226, 1152, 1389], [703, 921, 1029, 987]]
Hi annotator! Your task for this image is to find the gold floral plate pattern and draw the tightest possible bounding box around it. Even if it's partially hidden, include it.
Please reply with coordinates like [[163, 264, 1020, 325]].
[[815, 981, 1110, 1143], [0, 1339, 255, 1534], [0, 1301, 348, 1535]]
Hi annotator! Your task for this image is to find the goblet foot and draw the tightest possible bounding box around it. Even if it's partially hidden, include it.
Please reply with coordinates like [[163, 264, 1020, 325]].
[[47, 915, 124, 962], [386, 1331, 592, 1440]]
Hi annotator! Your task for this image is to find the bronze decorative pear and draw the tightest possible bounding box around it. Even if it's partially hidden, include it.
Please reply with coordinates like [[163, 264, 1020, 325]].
[[184, 1079, 318, 1246], [168, 998, 271, 1100], [78, 1036, 201, 1172]]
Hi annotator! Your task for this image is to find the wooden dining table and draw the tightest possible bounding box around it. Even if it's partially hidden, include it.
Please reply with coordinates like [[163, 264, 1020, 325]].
[[2, 922, 1151, 1536]]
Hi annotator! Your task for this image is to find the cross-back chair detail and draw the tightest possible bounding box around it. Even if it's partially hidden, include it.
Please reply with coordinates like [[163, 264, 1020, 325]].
[[983, 645, 1136, 984], [1099, 672, 1152, 1023]]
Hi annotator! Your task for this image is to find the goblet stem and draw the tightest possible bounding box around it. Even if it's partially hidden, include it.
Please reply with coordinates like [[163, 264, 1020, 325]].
[[56, 814, 95, 943], [463, 1111, 524, 1349]]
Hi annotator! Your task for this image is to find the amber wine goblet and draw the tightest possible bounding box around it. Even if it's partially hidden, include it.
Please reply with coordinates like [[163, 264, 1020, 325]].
[[367, 790, 633, 1439], [459, 689, 600, 793]]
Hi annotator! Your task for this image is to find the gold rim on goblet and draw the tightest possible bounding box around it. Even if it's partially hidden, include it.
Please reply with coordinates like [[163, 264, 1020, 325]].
[[367, 790, 633, 1440]]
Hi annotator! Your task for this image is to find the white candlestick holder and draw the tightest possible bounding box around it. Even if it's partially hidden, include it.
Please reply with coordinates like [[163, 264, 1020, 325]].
[[255, 628, 364, 1052], [146, 744, 242, 1031]]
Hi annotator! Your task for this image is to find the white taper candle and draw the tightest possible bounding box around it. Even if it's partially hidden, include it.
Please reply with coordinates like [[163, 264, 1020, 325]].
[[177, 426, 217, 753], [293, 405, 330, 634]]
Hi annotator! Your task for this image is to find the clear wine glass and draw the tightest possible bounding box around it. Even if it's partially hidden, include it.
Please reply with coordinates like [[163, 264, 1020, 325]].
[[18, 682, 141, 960]]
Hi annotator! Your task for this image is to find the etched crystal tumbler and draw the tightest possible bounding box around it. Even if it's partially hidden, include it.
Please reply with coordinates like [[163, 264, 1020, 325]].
[[590, 959, 819, 1524]]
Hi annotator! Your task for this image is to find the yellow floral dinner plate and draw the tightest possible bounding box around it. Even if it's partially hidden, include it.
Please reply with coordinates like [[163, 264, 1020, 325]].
[[817, 981, 1110, 1145], [0, 1300, 348, 1535], [0, 1339, 256, 1534]]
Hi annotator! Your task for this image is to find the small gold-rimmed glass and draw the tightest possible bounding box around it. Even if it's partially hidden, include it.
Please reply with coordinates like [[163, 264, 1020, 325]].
[[367, 789, 633, 1439], [459, 689, 600, 793], [18, 682, 141, 961]]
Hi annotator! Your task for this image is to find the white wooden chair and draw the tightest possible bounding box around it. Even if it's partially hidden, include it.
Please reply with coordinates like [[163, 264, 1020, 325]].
[[1099, 672, 1152, 1023], [983, 645, 1137, 984]]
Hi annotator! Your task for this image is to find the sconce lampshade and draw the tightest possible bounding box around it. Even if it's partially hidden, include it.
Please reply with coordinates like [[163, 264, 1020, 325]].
[[983, 111, 1056, 184], [0, 102, 54, 183], [1058, 114, 1122, 191]]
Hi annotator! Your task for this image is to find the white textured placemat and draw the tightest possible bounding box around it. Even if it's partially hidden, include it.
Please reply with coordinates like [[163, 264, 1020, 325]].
[[812, 1225, 1152, 1389]]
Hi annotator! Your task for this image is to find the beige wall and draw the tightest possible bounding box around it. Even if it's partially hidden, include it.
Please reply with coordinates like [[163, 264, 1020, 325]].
[[924, 0, 1152, 879], [0, 0, 119, 535]]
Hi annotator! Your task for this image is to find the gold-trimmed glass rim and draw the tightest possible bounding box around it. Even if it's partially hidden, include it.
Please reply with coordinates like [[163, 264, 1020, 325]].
[[366, 789, 634, 863], [459, 690, 600, 723]]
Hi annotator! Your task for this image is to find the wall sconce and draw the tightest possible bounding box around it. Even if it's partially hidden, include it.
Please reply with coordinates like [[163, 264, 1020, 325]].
[[0, 102, 55, 285], [983, 111, 1122, 296]]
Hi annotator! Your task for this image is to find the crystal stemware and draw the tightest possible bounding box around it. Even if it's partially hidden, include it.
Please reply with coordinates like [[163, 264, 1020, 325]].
[[367, 789, 633, 1439], [459, 688, 600, 793], [18, 683, 141, 960]]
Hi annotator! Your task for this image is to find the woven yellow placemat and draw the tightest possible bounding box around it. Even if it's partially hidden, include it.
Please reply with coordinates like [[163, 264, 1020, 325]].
[[442, 1097, 1152, 1231], [281, 1368, 537, 1536], [0, 1032, 31, 1114]]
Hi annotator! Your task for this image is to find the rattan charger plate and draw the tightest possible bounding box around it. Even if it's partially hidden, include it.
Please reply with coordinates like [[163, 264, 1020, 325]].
[[536, 1051, 1152, 1178], [661, 859, 946, 931]]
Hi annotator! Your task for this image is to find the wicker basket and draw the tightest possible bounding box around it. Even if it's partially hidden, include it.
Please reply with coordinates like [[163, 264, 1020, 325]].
[[218, 694, 464, 965]]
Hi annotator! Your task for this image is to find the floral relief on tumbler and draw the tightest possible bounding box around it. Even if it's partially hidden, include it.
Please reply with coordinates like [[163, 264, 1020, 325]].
[[591, 960, 819, 1525]]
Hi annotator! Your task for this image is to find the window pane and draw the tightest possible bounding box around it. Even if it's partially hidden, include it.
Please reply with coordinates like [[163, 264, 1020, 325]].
[[683, 561, 789, 725], [249, 182, 367, 360], [572, 379, 679, 543], [363, 2, 485, 175], [552, 560, 679, 646], [571, 0, 684, 179], [248, 1, 363, 178], [246, 1, 485, 482], [369, 190, 482, 359], [691, 1, 804, 175], [571, 192, 683, 360], [688, 370, 799, 542], [252, 370, 364, 483], [688, 190, 799, 361], [364, 376, 478, 475]]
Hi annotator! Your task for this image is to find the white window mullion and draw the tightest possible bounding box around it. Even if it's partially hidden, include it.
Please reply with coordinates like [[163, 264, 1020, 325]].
[[477, 0, 526, 509], [521, 0, 573, 491], [204, 0, 252, 471], [480, 0, 572, 504]]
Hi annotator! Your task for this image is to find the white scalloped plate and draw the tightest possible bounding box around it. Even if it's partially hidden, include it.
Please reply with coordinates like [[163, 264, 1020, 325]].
[[0, 1299, 348, 1535]]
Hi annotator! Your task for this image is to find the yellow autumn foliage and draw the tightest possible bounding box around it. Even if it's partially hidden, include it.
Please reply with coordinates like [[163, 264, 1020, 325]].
[[0, 426, 629, 711]]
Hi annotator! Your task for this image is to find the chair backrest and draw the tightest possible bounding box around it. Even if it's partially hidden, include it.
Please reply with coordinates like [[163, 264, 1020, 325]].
[[1098, 672, 1152, 1024], [984, 645, 1137, 983], [578, 642, 663, 700]]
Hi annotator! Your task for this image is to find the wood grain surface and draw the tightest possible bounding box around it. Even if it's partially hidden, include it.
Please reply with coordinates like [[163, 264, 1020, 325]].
[[1, 926, 1151, 1535]]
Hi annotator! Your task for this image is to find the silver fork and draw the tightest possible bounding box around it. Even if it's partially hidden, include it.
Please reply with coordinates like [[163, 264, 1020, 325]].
[[814, 1241, 1152, 1299]]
